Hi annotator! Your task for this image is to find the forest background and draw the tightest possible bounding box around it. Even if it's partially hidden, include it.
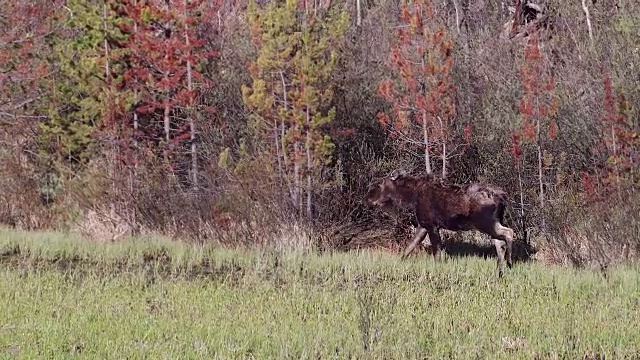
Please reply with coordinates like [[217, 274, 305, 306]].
[[1, 0, 638, 268]]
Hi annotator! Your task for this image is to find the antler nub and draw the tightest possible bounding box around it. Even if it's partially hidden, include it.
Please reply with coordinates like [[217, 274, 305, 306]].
[[389, 168, 408, 180]]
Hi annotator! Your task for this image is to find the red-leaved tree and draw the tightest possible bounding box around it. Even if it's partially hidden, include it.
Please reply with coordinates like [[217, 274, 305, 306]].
[[377, 0, 456, 177], [517, 33, 558, 215], [118, 0, 218, 188], [0, 0, 62, 124], [598, 72, 639, 194]]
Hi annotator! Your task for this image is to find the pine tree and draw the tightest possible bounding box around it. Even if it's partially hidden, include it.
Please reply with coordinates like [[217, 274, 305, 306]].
[[40, 0, 126, 170], [242, 0, 348, 220]]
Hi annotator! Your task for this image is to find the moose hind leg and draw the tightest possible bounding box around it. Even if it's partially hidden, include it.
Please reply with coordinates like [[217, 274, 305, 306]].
[[494, 223, 515, 268], [401, 227, 428, 260]]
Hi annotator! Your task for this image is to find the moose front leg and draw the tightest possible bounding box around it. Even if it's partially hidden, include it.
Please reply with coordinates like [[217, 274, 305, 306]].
[[401, 226, 428, 260], [492, 222, 515, 276], [481, 221, 513, 277], [427, 228, 444, 261]]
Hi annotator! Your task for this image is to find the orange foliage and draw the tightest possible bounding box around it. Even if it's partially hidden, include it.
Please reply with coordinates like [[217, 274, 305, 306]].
[[464, 123, 472, 144], [596, 72, 639, 190], [377, 111, 390, 129], [511, 134, 522, 163], [376, 0, 457, 167], [548, 120, 557, 139], [515, 32, 558, 152]]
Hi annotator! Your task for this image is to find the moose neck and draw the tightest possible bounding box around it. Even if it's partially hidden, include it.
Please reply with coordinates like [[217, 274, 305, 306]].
[[391, 178, 423, 208]]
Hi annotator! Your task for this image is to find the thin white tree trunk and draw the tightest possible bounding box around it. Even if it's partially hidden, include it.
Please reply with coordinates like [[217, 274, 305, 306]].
[[164, 99, 171, 165], [419, 57, 433, 175], [130, 1, 140, 228], [133, 0, 139, 157], [422, 110, 432, 174], [164, 102, 170, 143], [612, 124, 620, 195], [537, 142, 544, 207], [184, 0, 197, 190], [442, 140, 447, 179], [356, 0, 362, 26], [281, 120, 287, 171], [294, 137, 301, 212], [517, 160, 527, 243], [163, 2, 171, 165], [452, 0, 461, 34], [130, 0, 139, 228], [103, 3, 116, 219], [438, 115, 447, 178], [278, 71, 288, 176], [536, 112, 545, 229], [306, 107, 313, 221], [581, 0, 594, 47], [103, 4, 111, 85], [630, 154, 635, 191], [274, 119, 282, 172]]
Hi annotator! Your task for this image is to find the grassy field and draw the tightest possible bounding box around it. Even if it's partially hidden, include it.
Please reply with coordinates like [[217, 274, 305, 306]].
[[1, 227, 640, 359]]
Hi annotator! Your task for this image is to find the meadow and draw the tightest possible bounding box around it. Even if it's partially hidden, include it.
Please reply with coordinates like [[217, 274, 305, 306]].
[[1, 227, 640, 359]]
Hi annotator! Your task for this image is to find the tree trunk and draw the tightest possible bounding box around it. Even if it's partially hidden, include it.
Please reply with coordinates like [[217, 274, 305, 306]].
[[612, 123, 621, 200], [164, 101, 170, 142], [422, 109, 432, 174], [278, 71, 288, 176], [274, 119, 282, 172], [630, 153, 635, 192], [164, 99, 171, 164], [581, 0, 594, 48], [461, 0, 473, 145], [517, 160, 528, 244], [306, 107, 313, 221], [293, 116, 301, 212], [294, 138, 301, 212], [103, 3, 116, 219], [438, 115, 447, 178], [536, 114, 545, 229], [452, 0, 461, 34], [184, 0, 197, 190], [130, 0, 139, 228], [132, 0, 139, 157], [281, 120, 287, 175], [163, 0, 171, 165]]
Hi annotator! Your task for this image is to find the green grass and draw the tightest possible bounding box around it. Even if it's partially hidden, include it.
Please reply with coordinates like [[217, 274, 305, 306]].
[[1, 227, 640, 359]]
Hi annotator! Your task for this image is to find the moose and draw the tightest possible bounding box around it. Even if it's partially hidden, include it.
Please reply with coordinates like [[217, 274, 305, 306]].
[[366, 169, 516, 277]]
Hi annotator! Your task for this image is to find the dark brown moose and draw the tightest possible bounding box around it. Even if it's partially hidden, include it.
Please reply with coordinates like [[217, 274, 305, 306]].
[[366, 169, 516, 277]]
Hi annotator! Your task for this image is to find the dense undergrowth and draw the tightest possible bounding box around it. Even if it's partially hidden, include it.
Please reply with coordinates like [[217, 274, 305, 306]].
[[2, 0, 639, 270]]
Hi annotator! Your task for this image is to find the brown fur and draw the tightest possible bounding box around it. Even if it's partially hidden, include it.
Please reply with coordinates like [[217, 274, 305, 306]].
[[366, 169, 516, 277]]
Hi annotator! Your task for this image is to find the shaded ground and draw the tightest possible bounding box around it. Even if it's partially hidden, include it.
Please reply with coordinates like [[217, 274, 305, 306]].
[[329, 220, 537, 264], [0, 245, 246, 285]]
